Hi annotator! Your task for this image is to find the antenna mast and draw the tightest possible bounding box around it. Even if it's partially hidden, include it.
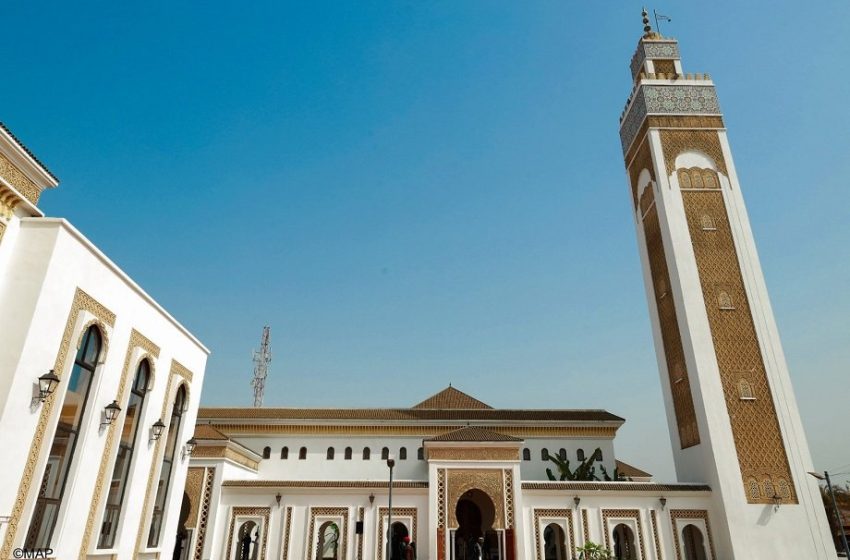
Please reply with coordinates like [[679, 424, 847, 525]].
[[251, 326, 272, 407]]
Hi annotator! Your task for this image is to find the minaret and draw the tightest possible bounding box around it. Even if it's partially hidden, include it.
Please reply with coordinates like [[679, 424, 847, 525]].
[[620, 11, 834, 559]]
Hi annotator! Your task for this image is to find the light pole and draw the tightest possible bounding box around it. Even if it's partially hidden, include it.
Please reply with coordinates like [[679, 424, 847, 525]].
[[809, 470, 850, 558], [387, 455, 396, 560]]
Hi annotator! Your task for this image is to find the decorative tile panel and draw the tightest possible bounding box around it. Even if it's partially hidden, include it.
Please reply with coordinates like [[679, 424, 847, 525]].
[[681, 183, 796, 503], [621, 85, 721, 153]]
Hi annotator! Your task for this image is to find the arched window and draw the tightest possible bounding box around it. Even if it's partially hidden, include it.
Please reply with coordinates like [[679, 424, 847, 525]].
[[718, 291, 734, 310], [558, 448, 567, 461], [576, 448, 586, 462], [681, 524, 708, 560], [317, 521, 340, 559], [147, 384, 187, 547], [522, 448, 531, 461], [262, 446, 271, 459], [777, 479, 791, 499], [763, 479, 775, 499], [738, 379, 754, 400], [98, 359, 150, 548], [299, 447, 307, 460], [344, 447, 352, 460], [281, 446, 289, 459], [26, 325, 102, 549], [543, 523, 567, 560], [363, 447, 370, 460], [381, 447, 389, 461], [327, 447, 335, 460], [541, 448, 550, 460], [747, 478, 760, 500], [700, 214, 716, 231], [399, 447, 407, 460], [417, 447, 424, 460]]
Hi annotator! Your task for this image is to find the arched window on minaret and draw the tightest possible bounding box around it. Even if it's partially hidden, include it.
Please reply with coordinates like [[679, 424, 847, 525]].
[[738, 380, 755, 401], [363, 447, 370, 460], [700, 214, 716, 231], [344, 447, 352, 460], [541, 448, 550, 461], [522, 448, 531, 461], [748, 478, 760, 500], [281, 446, 288, 459], [718, 291, 734, 310]]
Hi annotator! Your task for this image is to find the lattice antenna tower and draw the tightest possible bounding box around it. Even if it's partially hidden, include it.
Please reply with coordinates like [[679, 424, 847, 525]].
[[251, 326, 272, 407]]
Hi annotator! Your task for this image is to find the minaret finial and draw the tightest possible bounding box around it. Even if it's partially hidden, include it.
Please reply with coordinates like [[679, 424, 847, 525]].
[[642, 7, 652, 36]]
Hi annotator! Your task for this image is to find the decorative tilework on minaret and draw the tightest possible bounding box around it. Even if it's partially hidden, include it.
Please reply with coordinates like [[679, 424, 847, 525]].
[[619, 11, 834, 559]]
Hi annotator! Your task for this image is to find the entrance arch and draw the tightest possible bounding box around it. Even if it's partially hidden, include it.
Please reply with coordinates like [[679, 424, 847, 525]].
[[682, 524, 707, 560], [454, 489, 497, 559]]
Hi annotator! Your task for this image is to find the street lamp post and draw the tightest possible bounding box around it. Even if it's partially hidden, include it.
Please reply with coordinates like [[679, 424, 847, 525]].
[[387, 455, 395, 560], [809, 470, 850, 558]]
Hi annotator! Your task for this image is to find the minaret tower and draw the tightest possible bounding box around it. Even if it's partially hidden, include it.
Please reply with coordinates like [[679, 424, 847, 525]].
[[620, 11, 834, 559]]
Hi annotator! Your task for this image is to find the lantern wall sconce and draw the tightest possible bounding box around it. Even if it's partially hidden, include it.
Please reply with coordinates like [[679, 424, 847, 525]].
[[182, 437, 197, 459], [37, 369, 60, 402], [150, 419, 166, 441], [659, 497, 667, 511], [772, 493, 782, 512], [102, 400, 122, 426], [573, 496, 581, 508], [369, 493, 375, 506], [275, 493, 282, 507]]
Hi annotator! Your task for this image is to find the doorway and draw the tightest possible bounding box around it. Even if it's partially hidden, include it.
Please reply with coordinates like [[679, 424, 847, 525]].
[[452, 489, 501, 560]]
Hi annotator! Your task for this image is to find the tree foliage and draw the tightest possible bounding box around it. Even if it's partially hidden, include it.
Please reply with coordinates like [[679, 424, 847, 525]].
[[545, 448, 622, 482], [575, 541, 613, 560]]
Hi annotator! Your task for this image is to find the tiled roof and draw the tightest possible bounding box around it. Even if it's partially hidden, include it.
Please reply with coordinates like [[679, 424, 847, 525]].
[[197, 407, 623, 423], [616, 459, 652, 478], [193, 424, 229, 441], [425, 426, 522, 442], [221, 480, 429, 489], [0, 121, 59, 183], [522, 481, 710, 492], [412, 386, 493, 410]]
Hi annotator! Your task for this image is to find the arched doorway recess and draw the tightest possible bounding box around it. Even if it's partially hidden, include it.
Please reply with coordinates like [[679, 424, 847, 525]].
[[453, 489, 501, 559], [235, 520, 259, 560], [612, 523, 637, 560], [543, 523, 567, 560], [388, 521, 409, 560], [682, 524, 707, 560]]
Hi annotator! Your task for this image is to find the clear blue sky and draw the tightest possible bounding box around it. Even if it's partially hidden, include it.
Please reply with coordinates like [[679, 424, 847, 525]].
[[4, 2, 849, 482]]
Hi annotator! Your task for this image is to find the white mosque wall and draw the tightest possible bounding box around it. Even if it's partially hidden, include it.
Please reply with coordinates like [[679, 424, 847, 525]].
[[228, 435, 617, 483], [0, 218, 208, 559]]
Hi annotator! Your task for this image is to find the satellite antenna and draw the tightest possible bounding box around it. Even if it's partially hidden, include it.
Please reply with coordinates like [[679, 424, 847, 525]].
[[251, 326, 272, 407]]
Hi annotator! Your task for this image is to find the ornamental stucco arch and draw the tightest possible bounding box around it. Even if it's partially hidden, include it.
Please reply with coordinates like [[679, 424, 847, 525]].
[[446, 469, 505, 530]]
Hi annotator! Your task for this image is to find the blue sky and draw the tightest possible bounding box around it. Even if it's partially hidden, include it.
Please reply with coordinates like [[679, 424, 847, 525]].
[[4, 1, 849, 482]]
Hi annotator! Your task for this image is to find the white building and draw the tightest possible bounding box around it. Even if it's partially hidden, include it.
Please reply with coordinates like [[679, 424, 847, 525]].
[[0, 121, 209, 559], [188, 386, 715, 560], [182, 20, 837, 560]]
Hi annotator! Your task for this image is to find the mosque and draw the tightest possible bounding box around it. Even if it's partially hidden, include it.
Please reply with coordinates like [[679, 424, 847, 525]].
[[0, 14, 837, 560]]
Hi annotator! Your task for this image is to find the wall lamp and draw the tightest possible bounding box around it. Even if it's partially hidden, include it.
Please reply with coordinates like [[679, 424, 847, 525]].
[[276, 493, 282, 508], [102, 400, 122, 426], [182, 437, 197, 459], [369, 493, 375, 506], [150, 419, 166, 441], [659, 497, 667, 511], [771, 493, 782, 512], [37, 369, 60, 402], [573, 496, 581, 508]]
